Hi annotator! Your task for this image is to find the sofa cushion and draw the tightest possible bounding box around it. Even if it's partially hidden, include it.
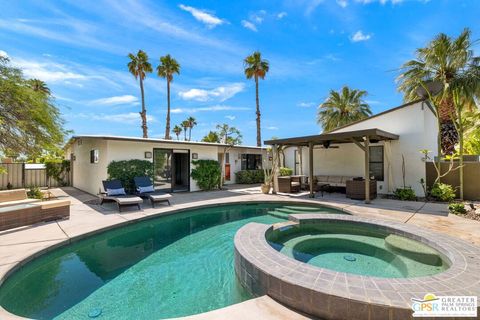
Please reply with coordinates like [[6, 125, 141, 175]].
[[316, 175, 329, 183], [0, 198, 41, 208], [0, 189, 28, 203]]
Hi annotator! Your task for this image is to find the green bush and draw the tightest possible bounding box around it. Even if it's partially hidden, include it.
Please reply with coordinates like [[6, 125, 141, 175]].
[[394, 187, 417, 201], [191, 160, 221, 191], [107, 159, 153, 193], [430, 183, 456, 202], [45, 159, 70, 186], [448, 202, 467, 215], [235, 170, 265, 184], [279, 167, 293, 176], [27, 186, 43, 199]]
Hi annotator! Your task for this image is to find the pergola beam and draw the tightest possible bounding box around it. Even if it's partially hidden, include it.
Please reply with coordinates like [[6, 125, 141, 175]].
[[309, 142, 314, 198]]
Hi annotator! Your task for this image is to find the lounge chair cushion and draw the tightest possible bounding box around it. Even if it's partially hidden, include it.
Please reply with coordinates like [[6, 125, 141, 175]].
[[106, 188, 126, 196], [150, 194, 172, 201], [116, 197, 143, 205], [138, 185, 155, 193]]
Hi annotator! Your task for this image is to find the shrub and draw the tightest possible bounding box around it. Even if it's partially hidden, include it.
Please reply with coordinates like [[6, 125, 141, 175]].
[[27, 186, 43, 199], [45, 159, 70, 186], [235, 170, 264, 184], [394, 187, 417, 201], [430, 183, 456, 202], [448, 202, 467, 215], [107, 159, 153, 193], [279, 167, 293, 176], [191, 160, 221, 191]]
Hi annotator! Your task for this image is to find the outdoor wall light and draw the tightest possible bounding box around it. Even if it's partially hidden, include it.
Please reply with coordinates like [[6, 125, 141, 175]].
[[144, 151, 152, 159], [192, 153, 198, 159]]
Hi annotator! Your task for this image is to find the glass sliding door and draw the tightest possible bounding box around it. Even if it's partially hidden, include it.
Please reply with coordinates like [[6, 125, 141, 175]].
[[153, 149, 172, 192]]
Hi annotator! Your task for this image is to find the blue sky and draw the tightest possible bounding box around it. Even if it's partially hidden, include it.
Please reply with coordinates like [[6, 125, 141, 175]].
[[0, 0, 478, 146]]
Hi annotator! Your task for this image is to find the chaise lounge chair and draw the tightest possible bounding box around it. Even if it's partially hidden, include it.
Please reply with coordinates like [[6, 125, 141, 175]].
[[100, 180, 143, 212], [134, 176, 172, 208]]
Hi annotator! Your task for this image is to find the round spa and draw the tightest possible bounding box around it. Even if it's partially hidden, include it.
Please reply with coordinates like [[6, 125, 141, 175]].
[[267, 219, 449, 278], [234, 214, 480, 320]]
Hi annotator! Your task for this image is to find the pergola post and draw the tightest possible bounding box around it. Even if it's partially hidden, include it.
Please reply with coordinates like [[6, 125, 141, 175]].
[[309, 142, 314, 198], [364, 136, 371, 204], [272, 144, 279, 194]]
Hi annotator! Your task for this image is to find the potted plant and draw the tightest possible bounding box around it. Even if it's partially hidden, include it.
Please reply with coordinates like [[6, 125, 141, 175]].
[[261, 169, 272, 194]]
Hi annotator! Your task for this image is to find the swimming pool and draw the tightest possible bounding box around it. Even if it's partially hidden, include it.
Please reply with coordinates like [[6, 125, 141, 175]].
[[0, 202, 342, 319]]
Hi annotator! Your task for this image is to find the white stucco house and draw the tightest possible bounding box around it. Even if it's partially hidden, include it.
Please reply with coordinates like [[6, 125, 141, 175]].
[[65, 136, 266, 195], [267, 99, 438, 198]]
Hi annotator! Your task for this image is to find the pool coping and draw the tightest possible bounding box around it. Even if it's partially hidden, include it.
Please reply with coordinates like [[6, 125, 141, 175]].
[[0, 198, 347, 320], [234, 214, 480, 320]]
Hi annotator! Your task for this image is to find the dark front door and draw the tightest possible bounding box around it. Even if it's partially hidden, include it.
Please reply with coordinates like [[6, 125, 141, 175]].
[[172, 151, 189, 192]]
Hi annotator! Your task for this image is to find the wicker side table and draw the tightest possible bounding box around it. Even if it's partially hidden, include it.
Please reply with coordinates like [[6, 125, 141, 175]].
[[346, 180, 377, 200]]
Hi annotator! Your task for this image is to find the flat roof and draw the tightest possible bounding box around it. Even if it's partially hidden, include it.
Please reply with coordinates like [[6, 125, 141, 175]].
[[264, 128, 399, 146], [65, 135, 265, 150]]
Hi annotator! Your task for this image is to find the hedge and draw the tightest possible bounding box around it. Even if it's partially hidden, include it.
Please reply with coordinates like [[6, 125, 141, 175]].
[[191, 160, 221, 191], [235, 170, 265, 184], [107, 159, 153, 193]]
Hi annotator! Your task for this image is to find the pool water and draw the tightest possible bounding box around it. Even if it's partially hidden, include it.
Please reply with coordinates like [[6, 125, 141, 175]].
[[0, 203, 341, 320], [268, 223, 449, 278]]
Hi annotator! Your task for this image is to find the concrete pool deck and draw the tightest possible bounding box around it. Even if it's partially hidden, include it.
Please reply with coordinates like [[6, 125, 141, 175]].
[[0, 186, 479, 319]]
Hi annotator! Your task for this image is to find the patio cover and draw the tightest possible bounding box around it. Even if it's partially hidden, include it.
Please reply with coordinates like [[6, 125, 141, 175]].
[[264, 128, 399, 203]]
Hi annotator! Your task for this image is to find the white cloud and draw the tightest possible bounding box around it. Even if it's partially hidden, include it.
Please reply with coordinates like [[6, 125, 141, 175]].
[[178, 83, 245, 102], [13, 58, 87, 82], [72, 112, 156, 124], [89, 95, 139, 106], [171, 105, 249, 114], [351, 30, 372, 42], [178, 4, 225, 28], [337, 0, 348, 7], [277, 12, 288, 19], [241, 20, 257, 32], [225, 115, 236, 120], [266, 126, 279, 130], [0, 50, 8, 58], [297, 101, 316, 108], [355, 0, 405, 4]]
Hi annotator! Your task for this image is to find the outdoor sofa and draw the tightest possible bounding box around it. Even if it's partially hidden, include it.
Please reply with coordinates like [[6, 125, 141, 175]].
[[134, 176, 172, 208], [100, 180, 143, 212], [0, 189, 70, 231], [0, 189, 41, 208], [278, 176, 301, 193]]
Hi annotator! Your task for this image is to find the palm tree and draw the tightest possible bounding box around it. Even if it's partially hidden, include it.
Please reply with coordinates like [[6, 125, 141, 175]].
[[186, 116, 197, 141], [317, 86, 372, 132], [397, 28, 480, 155], [128, 50, 152, 138], [244, 51, 269, 147], [157, 54, 180, 140], [172, 125, 182, 140], [28, 79, 50, 95], [202, 131, 220, 143], [181, 120, 190, 141]]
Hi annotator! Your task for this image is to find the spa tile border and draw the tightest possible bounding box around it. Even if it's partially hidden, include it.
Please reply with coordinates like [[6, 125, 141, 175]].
[[234, 214, 480, 320]]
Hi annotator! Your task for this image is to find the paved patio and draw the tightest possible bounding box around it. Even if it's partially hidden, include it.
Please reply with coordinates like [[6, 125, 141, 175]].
[[1, 185, 479, 320]]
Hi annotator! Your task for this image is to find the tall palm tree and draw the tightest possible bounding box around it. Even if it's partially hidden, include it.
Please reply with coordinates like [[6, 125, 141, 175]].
[[28, 79, 50, 95], [244, 51, 269, 147], [172, 125, 182, 140], [157, 54, 180, 140], [181, 120, 190, 141], [317, 86, 372, 132], [397, 28, 480, 155], [128, 50, 152, 138], [186, 116, 197, 141]]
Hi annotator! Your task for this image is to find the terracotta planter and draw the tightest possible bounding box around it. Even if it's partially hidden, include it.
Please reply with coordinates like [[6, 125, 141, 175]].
[[261, 183, 271, 194]]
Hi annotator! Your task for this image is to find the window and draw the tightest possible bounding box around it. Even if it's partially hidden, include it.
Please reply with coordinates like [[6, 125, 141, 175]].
[[369, 146, 384, 181], [90, 149, 99, 164], [241, 154, 262, 170]]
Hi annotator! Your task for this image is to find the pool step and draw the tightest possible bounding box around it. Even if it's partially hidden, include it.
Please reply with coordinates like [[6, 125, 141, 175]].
[[268, 210, 290, 219], [385, 234, 443, 266], [283, 206, 322, 212]]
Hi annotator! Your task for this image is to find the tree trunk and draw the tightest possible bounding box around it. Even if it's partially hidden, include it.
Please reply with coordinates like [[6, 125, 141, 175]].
[[184, 129, 187, 141], [189, 127, 192, 141], [139, 77, 148, 138], [165, 79, 171, 139], [255, 76, 261, 147], [439, 97, 459, 155], [458, 105, 464, 200]]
